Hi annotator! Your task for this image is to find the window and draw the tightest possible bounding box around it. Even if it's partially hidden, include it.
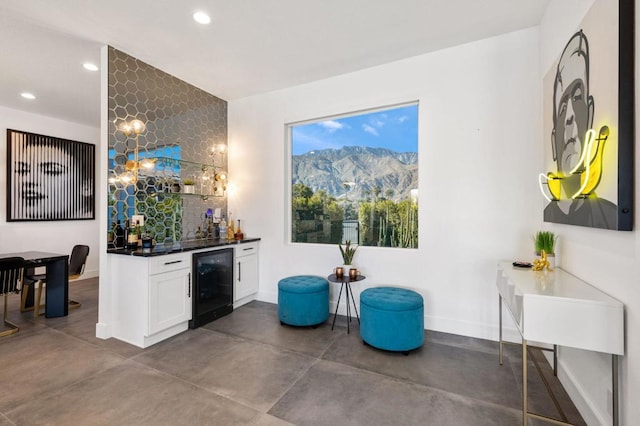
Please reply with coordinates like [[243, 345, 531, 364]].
[[290, 103, 418, 248]]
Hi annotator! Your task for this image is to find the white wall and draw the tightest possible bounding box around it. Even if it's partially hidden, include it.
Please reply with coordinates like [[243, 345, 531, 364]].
[[0, 105, 101, 277], [229, 27, 541, 340], [540, 0, 640, 424]]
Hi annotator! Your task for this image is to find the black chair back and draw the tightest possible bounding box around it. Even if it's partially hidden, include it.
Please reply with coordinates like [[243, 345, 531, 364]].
[[0, 257, 25, 295], [69, 245, 90, 277]]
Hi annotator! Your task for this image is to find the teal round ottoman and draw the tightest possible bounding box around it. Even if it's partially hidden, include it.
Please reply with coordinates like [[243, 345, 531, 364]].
[[278, 275, 329, 327], [360, 287, 424, 353]]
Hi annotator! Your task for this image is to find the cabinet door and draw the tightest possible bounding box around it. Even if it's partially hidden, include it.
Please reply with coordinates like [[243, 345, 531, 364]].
[[235, 254, 258, 301], [149, 268, 192, 335]]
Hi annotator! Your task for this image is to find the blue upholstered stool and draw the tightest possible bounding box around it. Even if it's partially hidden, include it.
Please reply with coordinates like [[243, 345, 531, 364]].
[[360, 287, 424, 353], [278, 275, 329, 327]]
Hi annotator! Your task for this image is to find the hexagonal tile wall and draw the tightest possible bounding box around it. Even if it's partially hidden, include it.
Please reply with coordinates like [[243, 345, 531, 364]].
[[108, 47, 228, 244]]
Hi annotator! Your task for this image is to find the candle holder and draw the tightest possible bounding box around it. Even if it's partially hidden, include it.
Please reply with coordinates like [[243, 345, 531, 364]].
[[349, 268, 358, 280]]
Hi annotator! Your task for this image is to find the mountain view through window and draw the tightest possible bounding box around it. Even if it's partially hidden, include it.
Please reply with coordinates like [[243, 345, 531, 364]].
[[290, 103, 418, 248]]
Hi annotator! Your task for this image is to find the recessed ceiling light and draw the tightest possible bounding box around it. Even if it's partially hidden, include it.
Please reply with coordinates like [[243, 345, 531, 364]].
[[193, 11, 211, 25], [83, 62, 99, 71], [21, 92, 36, 100]]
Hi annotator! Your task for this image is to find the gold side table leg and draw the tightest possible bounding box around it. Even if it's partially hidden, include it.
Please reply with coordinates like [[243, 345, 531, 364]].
[[613, 355, 618, 426], [499, 295, 503, 365], [523, 338, 528, 426]]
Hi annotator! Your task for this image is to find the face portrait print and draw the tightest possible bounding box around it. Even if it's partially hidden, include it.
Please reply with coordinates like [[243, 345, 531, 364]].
[[543, 31, 617, 229], [9, 132, 95, 221], [552, 31, 594, 197]]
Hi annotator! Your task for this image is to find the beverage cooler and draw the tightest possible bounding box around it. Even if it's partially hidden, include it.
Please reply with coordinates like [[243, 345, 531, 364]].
[[189, 248, 234, 328]]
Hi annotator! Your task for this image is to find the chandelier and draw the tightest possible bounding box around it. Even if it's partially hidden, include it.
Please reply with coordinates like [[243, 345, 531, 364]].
[[116, 119, 155, 185]]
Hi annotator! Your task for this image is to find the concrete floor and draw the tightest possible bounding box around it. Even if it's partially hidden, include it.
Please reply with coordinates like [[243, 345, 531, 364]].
[[0, 278, 584, 425]]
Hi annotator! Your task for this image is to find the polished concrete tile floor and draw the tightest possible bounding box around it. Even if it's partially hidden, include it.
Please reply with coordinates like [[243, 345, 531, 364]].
[[0, 278, 584, 425]]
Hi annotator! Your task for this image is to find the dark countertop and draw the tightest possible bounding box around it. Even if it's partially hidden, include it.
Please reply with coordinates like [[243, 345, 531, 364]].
[[107, 237, 260, 257]]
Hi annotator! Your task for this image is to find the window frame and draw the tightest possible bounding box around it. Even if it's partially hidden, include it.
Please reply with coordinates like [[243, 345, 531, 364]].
[[286, 101, 419, 249]]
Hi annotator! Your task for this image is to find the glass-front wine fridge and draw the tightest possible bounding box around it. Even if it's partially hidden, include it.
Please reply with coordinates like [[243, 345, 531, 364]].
[[189, 248, 233, 328]]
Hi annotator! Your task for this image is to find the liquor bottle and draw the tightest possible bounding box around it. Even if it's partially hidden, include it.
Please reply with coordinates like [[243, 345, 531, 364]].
[[234, 219, 244, 240], [123, 220, 130, 248], [114, 220, 125, 249], [227, 215, 235, 240], [219, 215, 227, 239], [135, 220, 142, 247]]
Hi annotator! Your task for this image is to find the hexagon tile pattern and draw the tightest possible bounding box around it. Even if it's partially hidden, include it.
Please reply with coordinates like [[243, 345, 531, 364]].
[[107, 47, 228, 244]]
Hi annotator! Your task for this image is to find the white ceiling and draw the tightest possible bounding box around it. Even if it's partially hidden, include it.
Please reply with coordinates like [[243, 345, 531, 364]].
[[0, 0, 550, 128]]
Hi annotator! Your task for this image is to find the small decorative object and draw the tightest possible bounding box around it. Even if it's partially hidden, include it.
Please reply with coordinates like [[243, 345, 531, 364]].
[[334, 267, 344, 278], [533, 231, 557, 268], [183, 178, 195, 194], [339, 240, 358, 266], [234, 219, 244, 240], [532, 250, 553, 271], [171, 182, 181, 193], [349, 268, 359, 280], [141, 235, 153, 249]]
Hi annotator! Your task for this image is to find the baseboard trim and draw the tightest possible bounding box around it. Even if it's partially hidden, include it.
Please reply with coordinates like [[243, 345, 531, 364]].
[[95, 322, 111, 339], [83, 269, 99, 279], [554, 356, 608, 426]]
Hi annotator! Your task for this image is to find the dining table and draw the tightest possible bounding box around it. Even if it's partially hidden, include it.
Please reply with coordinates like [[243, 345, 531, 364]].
[[0, 251, 69, 317]]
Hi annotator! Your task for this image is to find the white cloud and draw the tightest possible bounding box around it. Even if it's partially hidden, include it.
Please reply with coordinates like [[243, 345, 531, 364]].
[[371, 118, 384, 128], [362, 124, 379, 136], [398, 115, 408, 123], [318, 120, 344, 133]]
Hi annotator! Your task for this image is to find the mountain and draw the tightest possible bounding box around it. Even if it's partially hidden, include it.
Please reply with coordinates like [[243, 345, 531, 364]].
[[292, 146, 418, 202]]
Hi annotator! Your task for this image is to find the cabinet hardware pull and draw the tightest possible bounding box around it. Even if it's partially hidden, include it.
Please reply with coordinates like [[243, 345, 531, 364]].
[[188, 273, 191, 297], [164, 260, 183, 265], [243, 247, 254, 251], [238, 262, 241, 281]]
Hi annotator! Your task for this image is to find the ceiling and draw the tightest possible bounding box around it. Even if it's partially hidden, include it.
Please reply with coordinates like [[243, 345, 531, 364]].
[[0, 0, 550, 128]]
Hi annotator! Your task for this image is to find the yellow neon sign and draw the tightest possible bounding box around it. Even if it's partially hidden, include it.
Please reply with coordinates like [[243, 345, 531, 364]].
[[539, 125, 609, 202]]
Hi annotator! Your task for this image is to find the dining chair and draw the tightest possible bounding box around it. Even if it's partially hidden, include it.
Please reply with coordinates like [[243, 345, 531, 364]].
[[0, 257, 24, 337], [21, 245, 90, 317]]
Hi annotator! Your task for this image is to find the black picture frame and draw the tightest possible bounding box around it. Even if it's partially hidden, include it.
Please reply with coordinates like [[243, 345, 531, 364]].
[[617, 0, 635, 231], [541, 0, 634, 231], [6, 129, 95, 222]]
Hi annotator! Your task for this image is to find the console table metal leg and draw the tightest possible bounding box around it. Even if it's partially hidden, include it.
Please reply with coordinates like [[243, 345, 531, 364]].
[[499, 295, 503, 366], [522, 338, 528, 426], [613, 354, 618, 426]]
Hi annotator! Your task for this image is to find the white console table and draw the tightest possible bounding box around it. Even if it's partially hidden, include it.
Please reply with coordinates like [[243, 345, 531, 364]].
[[496, 262, 624, 426]]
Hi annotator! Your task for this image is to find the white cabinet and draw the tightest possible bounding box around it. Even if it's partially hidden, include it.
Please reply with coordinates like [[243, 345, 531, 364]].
[[109, 252, 192, 348], [149, 260, 191, 335], [107, 240, 259, 348], [234, 242, 259, 306]]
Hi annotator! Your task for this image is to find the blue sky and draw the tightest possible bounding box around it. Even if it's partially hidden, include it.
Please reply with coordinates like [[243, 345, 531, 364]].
[[292, 104, 418, 155]]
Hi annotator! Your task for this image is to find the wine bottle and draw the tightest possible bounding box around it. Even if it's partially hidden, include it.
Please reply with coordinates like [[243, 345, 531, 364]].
[[135, 220, 142, 248], [126, 220, 138, 249], [123, 220, 130, 249], [114, 220, 125, 249], [136, 220, 142, 244]]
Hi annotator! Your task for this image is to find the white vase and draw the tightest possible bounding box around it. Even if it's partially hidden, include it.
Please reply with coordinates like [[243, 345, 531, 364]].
[[184, 185, 195, 194], [547, 254, 556, 269]]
